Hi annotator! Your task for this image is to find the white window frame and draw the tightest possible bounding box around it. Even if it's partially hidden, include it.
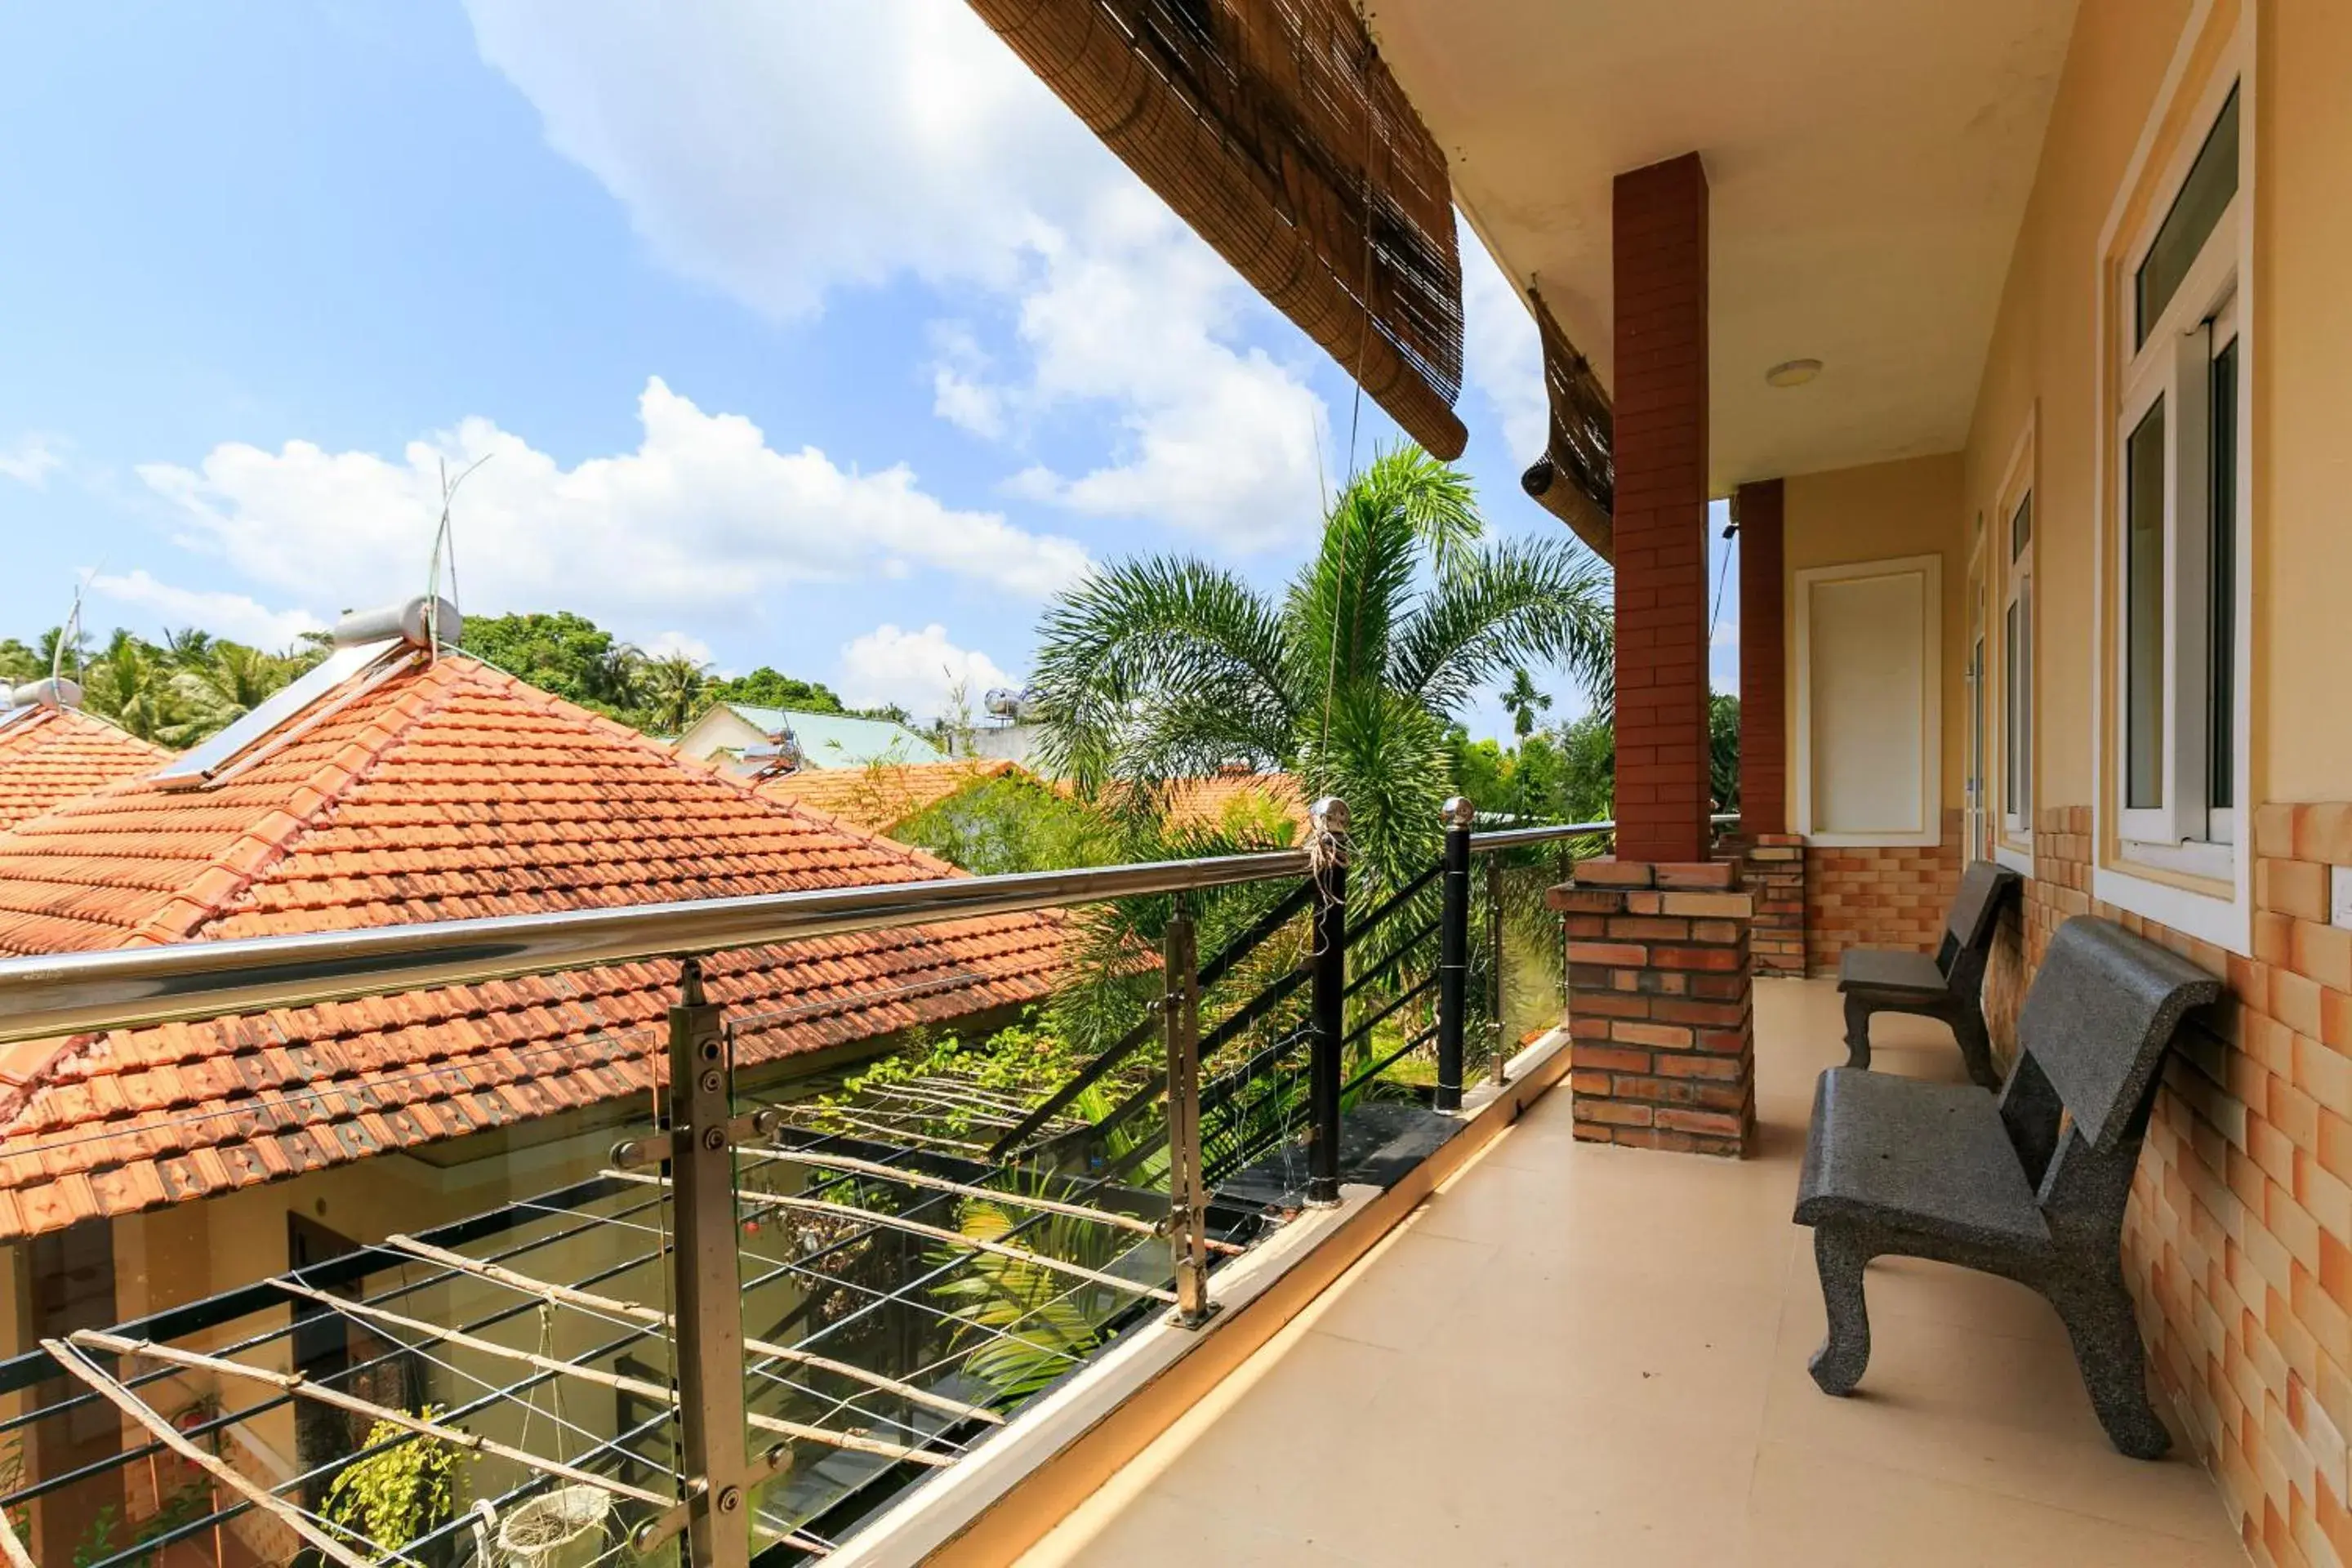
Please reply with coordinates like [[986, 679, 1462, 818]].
[[2089, 0, 2254, 955], [1993, 416, 2036, 875], [1793, 554, 1944, 849]]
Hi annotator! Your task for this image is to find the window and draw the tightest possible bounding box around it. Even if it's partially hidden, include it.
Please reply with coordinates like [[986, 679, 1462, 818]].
[[2112, 81, 2243, 871], [2002, 492, 2032, 841]]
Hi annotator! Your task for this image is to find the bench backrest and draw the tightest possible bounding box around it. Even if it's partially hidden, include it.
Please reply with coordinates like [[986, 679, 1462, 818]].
[[2011, 917, 2221, 1154], [1935, 861, 2021, 979]]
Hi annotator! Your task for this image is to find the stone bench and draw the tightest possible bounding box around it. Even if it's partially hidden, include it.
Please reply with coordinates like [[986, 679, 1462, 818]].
[[1837, 859, 2020, 1089], [1795, 915, 2221, 1457]]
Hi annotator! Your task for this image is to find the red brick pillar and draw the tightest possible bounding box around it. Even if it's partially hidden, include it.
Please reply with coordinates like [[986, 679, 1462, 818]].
[[1735, 478, 1785, 835], [1550, 858, 1756, 1156], [1611, 153, 1711, 865], [1731, 478, 1803, 973]]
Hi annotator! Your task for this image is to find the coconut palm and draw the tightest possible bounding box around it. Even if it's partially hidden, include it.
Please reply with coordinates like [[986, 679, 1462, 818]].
[[1499, 667, 1552, 738], [639, 652, 711, 736], [1033, 447, 1611, 897], [82, 630, 198, 745]]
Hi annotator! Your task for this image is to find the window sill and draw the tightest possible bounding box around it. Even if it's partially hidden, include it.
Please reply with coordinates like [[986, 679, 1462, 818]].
[[2091, 856, 2248, 955], [1993, 841, 2034, 877], [2118, 837, 2236, 884]]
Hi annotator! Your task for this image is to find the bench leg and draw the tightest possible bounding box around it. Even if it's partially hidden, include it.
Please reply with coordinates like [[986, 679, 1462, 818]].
[[1842, 994, 1873, 1071], [1953, 1007, 2000, 1090], [2051, 1276, 2172, 1459], [1807, 1228, 1873, 1396]]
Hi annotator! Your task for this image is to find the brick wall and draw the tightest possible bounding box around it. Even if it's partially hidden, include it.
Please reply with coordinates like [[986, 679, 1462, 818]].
[[1803, 809, 1965, 974], [1735, 479, 1787, 835], [1988, 804, 2352, 1566], [1609, 153, 1711, 865], [1553, 858, 1755, 1156], [1742, 834, 1806, 977]]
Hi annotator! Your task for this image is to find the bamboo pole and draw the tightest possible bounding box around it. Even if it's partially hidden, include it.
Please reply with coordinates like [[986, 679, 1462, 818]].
[[40, 1338, 376, 1568], [69, 1330, 675, 1510], [271, 1281, 949, 1468], [381, 1233, 1001, 1426], [605, 1170, 1178, 1305], [745, 1147, 1244, 1255], [0, 1504, 34, 1568]]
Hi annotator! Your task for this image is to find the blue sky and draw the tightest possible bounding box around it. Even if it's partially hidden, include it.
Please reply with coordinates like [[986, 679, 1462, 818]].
[[0, 1, 1735, 741]]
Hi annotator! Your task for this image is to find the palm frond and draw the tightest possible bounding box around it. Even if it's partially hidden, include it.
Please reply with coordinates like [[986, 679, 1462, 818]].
[[1391, 537, 1613, 715]]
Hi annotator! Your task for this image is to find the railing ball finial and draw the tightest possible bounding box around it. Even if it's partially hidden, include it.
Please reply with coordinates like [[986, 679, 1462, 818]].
[[1440, 795, 1475, 831], [1307, 795, 1350, 835]]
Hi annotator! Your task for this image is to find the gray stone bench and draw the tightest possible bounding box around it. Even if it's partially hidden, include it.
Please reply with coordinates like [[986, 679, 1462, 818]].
[[1795, 915, 2221, 1458], [1837, 860, 2020, 1089]]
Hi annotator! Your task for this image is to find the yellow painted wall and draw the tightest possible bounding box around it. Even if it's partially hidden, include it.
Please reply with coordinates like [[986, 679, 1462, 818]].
[[1781, 453, 1970, 813], [1958, 0, 2194, 816], [2256, 1, 2352, 801]]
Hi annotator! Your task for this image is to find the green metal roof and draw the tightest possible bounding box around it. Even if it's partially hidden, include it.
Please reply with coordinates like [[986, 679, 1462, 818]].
[[724, 705, 944, 768]]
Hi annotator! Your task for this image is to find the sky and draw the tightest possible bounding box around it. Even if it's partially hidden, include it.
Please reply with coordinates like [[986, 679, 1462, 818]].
[[0, 1, 1736, 741]]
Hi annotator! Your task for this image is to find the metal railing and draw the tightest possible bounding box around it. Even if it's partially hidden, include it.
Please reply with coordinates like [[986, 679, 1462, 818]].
[[0, 800, 1699, 1566]]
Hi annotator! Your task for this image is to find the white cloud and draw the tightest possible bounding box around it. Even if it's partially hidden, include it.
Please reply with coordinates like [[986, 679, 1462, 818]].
[[466, 0, 1331, 550], [988, 193, 1329, 550], [465, 0, 1112, 318], [1457, 219, 1550, 461], [0, 435, 63, 489], [89, 569, 327, 651], [642, 629, 716, 667], [136, 377, 1092, 631], [837, 621, 1012, 724]]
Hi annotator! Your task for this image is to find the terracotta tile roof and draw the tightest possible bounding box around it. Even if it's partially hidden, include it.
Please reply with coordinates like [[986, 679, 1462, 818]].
[[0, 655, 1069, 1240], [1158, 773, 1307, 835], [0, 706, 170, 834], [754, 759, 1028, 835]]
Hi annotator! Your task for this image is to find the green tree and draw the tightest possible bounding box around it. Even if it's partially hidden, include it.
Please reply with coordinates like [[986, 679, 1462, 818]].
[[1499, 667, 1551, 737], [0, 639, 38, 685], [81, 630, 198, 745], [639, 652, 712, 735], [1710, 689, 1740, 813], [1032, 447, 1611, 897], [709, 666, 849, 713], [457, 611, 644, 716]]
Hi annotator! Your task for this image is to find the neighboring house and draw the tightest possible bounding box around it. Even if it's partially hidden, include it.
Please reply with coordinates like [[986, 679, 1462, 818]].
[[967, 719, 1049, 769], [755, 757, 1027, 836], [0, 624, 1069, 1499], [1158, 768, 1308, 840], [0, 695, 168, 833], [673, 701, 945, 775]]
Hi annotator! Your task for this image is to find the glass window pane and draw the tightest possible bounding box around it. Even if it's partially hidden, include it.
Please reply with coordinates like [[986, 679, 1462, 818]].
[[2019, 581, 2031, 813], [2137, 87, 2239, 347], [2011, 494, 2032, 561], [2005, 604, 2020, 810], [2209, 339, 2238, 812], [2126, 398, 2167, 811]]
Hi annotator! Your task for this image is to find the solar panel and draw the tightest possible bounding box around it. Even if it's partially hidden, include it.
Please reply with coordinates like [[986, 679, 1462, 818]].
[[151, 641, 393, 790]]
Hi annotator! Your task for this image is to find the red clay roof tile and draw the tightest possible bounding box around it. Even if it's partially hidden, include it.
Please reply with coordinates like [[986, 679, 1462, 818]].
[[0, 707, 169, 834], [0, 655, 1069, 1239]]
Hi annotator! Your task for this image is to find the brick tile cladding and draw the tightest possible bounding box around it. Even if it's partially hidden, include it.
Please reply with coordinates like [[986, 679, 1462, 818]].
[[1550, 858, 1756, 1156], [1804, 809, 1964, 976], [1986, 804, 2352, 1565], [1742, 835, 1806, 978], [1608, 153, 1711, 864]]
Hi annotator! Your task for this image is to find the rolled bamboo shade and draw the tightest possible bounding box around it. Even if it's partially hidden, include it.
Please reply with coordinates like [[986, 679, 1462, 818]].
[[1521, 287, 1616, 560], [967, 0, 1468, 459]]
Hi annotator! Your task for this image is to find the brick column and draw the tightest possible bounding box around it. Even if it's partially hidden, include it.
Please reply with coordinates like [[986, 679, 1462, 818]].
[[1734, 478, 1785, 835], [1611, 153, 1712, 865], [1742, 835, 1806, 977], [1549, 858, 1756, 1156]]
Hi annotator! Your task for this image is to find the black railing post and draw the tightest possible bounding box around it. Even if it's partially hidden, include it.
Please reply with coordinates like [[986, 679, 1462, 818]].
[[1435, 796, 1475, 1112], [1163, 911, 1214, 1325], [667, 958, 751, 1568], [1307, 796, 1348, 1207]]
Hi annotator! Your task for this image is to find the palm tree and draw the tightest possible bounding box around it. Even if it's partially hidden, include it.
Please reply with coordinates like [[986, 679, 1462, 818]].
[[180, 642, 296, 724], [81, 630, 196, 745], [639, 653, 712, 736], [1499, 667, 1552, 738], [1033, 448, 1611, 896]]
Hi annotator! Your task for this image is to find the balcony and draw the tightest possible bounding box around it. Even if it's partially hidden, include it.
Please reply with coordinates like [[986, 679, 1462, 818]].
[[1011, 981, 2246, 1568]]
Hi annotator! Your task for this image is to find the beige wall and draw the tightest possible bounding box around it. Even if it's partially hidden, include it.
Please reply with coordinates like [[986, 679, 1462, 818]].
[[2258, 2, 2352, 802], [1781, 453, 1971, 818]]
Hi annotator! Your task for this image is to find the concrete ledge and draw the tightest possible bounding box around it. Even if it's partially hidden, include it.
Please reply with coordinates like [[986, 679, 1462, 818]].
[[828, 1028, 1574, 1568]]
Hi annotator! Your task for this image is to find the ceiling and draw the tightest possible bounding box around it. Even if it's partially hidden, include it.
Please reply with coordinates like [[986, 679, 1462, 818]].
[[1366, 0, 2079, 494]]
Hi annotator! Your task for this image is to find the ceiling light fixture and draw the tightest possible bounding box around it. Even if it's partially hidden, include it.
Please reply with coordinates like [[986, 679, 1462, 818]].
[[1766, 359, 1824, 389]]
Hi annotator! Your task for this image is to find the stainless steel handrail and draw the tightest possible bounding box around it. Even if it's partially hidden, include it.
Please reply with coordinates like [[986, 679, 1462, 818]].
[[1468, 811, 1736, 853], [0, 849, 1307, 1047], [0, 811, 1748, 1047]]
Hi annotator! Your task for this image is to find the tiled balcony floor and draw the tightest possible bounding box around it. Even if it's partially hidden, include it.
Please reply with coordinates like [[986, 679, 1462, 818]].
[[1018, 978, 2247, 1567]]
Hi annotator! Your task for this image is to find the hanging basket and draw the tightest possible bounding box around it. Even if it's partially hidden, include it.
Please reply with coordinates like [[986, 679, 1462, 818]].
[[496, 1486, 612, 1568]]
